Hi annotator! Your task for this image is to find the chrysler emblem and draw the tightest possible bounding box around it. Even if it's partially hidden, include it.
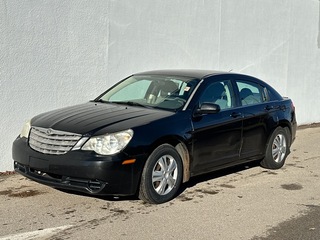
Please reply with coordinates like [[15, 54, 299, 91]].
[[46, 128, 53, 135]]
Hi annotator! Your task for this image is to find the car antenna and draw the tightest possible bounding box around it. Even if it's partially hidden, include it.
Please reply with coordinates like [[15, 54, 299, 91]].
[[228, 69, 233, 72]]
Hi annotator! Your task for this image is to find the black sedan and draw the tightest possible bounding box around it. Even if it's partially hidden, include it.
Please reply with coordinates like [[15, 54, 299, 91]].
[[12, 70, 297, 204]]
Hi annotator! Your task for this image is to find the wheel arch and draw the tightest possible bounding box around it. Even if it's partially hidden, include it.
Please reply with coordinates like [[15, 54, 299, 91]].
[[263, 121, 291, 156], [147, 136, 191, 183], [278, 120, 292, 147], [260, 125, 290, 169]]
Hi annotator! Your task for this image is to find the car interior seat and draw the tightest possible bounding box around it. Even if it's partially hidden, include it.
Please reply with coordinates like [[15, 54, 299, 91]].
[[240, 88, 260, 105], [159, 81, 178, 97], [201, 82, 227, 109]]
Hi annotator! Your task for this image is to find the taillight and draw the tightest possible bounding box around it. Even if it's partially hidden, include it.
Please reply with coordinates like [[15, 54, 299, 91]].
[[291, 101, 295, 111]]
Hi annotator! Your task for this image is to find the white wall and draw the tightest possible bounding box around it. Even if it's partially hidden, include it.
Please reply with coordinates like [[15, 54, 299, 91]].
[[1, 0, 319, 171]]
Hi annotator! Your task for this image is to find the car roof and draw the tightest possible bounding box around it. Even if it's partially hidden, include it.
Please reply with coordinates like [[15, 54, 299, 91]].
[[132, 69, 273, 90], [133, 69, 231, 79]]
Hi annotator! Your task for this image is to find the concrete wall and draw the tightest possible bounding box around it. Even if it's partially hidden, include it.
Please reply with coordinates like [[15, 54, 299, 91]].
[[1, 0, 319, 171]]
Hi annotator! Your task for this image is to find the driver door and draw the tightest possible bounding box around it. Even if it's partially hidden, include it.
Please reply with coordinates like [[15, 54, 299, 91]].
[[191, 77, 243, 176]]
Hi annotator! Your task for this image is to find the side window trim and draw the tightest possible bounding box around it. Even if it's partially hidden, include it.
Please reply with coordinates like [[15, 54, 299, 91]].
[[263, 87, 269, 102]]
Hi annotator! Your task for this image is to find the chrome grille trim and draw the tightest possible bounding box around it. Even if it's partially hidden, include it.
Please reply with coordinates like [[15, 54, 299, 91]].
[[29, 127, 82, 155]]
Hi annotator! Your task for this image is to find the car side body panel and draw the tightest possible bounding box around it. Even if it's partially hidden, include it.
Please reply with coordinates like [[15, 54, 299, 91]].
[[191, 108, 243, 176]]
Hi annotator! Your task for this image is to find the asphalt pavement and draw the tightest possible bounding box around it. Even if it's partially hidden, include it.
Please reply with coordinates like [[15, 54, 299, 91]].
[[0, 125, 320, 240]]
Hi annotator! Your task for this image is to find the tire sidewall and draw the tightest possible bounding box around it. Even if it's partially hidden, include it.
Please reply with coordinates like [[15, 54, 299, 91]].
[[264, 127, 289, 169], [141, 144, 183, 204]]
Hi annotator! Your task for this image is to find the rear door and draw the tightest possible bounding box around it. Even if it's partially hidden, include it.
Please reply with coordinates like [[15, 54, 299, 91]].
[[233, 77, 272, 160]]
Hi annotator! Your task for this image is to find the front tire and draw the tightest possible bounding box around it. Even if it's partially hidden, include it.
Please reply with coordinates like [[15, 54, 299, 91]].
[[261, 127, 290, 169], [139, 144, 183, 204]]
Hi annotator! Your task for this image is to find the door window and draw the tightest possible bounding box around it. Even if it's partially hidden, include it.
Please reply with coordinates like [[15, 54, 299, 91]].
[[199, 80, 234, 110], [236, 81, 264, 106]]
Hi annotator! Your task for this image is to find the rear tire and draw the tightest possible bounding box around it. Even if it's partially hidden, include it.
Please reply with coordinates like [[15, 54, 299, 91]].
[[138, 144, 183, 204], [260, 127, 290, 169]]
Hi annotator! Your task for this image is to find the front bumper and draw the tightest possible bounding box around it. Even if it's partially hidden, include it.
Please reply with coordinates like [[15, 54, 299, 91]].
[[12, 136, 146, 196]]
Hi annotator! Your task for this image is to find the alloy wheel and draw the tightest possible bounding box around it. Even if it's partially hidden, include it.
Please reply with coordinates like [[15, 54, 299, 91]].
[[151, 154, 178, 195], [272, 133, 287, 163]]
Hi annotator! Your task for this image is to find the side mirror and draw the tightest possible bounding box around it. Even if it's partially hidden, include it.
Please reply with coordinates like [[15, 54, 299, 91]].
[[195, 103, 221, 116]]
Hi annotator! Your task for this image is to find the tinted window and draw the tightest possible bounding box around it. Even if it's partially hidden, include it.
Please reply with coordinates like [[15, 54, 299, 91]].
[[199, 80, 234, 110], [236, 80, 265, 106]]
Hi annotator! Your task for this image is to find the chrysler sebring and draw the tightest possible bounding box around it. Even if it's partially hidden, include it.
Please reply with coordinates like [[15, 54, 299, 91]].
[[12, 70, 297, 204]]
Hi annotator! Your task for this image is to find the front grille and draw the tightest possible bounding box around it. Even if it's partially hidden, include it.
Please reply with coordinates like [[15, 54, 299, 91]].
[[29, 127, 82, 155]]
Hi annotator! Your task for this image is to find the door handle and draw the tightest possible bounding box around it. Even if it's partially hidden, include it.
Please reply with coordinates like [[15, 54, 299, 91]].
[[265, 105, 274, 111], [265, 105, 282, 111], [230, 112, 242, 118]]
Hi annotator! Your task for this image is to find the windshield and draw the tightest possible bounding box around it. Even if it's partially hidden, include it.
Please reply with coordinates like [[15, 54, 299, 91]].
[[96, 75, 199, 111]]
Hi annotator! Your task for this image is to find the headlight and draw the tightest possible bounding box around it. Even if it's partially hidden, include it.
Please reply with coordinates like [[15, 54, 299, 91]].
[[82, 129, 134, 155], [20, 120, 31, 138]]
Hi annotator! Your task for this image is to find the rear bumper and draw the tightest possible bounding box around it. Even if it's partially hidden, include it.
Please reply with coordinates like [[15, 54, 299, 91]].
[[12, 136, 146, 196], [291, 112, 297, 145]]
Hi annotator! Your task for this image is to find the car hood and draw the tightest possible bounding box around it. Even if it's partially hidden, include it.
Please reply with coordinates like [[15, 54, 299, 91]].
[[31, 102, 174, 135]]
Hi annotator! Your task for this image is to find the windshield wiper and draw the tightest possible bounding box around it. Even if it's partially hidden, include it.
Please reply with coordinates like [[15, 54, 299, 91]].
[[93, 99, 109, 103], [94, 100, 151, 108], [112, 101, 150, 108]]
